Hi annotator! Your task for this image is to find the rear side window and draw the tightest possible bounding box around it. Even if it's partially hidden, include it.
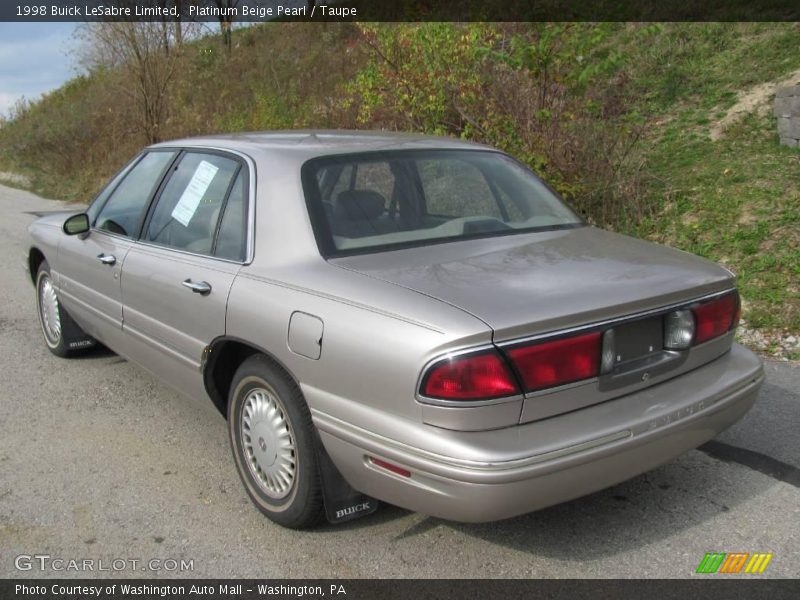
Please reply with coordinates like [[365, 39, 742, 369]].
[[215, 171, 248, 261], [94, 151, 176, 238], [144, 152, 242, 257]]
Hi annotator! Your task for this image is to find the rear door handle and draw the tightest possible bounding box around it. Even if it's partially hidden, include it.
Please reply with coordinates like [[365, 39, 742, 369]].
[[181, 279, 212, 295], [97, 253, 116, 266]]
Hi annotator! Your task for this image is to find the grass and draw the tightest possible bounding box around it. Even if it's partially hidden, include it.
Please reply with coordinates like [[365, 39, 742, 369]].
[[607, 23, 800, 335], [637, 109, 800, 333], [620, 23, 800, 114]]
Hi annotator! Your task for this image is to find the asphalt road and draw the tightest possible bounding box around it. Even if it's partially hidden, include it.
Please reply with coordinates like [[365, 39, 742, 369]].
[[1, 183, 798, 579]]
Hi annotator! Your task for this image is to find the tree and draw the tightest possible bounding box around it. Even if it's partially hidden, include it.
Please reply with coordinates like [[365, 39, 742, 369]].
[[350, 23, 645, 226], [79, 22, 183, 144], [77, 1, 203, 142], [174, 0, 184, 46], [210, 0, 240, 53]]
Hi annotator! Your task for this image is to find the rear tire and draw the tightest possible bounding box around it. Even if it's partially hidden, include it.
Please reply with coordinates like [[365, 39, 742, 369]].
[[227, 354, 324, 529], [35, 260, 95, 358]]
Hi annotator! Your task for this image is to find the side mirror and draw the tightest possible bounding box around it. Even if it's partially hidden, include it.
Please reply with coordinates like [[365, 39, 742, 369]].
[[63, 213, 90, 236]]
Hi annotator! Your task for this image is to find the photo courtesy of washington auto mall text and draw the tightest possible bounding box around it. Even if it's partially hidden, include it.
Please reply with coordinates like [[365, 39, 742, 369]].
[[1, 0, 799, 599], [14, 583, 347, 597]]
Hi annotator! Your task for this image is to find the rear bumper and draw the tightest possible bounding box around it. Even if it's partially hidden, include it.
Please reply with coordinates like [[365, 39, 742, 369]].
[[313, 343, 764, 522]]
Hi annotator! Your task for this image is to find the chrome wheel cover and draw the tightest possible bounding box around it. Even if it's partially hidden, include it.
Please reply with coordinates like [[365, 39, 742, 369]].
[[38, 274, 61, 345], [241, 386, 297, 499]]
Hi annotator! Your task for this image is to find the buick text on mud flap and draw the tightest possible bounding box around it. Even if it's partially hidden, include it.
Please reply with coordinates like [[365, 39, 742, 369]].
[[336, 501, 373, 520]]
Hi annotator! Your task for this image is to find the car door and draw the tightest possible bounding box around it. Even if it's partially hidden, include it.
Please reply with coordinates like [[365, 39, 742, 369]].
[[119, 150, 251, 404], [57, 151, 177, 342]]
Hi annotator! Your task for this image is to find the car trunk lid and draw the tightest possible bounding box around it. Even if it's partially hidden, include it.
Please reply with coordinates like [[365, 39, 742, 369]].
[[331, 226, 735, 342]]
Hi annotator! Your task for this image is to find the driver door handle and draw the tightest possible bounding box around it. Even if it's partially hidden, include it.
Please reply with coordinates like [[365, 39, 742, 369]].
[[181, 279, 212, 295], [97, 253, 116, 266]]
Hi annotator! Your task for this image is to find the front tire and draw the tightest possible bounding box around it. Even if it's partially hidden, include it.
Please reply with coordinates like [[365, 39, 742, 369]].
[[35, 260, 95, 358], [228, 355, 324, 529]]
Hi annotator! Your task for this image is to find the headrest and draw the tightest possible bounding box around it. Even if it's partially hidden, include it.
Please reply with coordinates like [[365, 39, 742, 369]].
[[335, 190, 386, 221]]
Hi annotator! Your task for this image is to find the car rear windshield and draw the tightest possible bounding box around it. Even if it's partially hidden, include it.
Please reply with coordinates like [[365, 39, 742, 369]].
[[301, 149, 583, 256]]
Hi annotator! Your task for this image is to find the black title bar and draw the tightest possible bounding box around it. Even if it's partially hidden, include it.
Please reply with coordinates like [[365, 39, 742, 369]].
[[2, 579, 800, 600], [2, 0, 800, 22]]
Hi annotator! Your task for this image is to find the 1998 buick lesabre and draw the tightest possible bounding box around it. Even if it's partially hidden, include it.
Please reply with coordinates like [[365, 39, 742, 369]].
[[26, 131, 764, 528]]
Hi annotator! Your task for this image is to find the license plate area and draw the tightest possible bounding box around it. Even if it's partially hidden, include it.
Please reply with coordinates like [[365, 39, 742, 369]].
[[598, 313, 688, 392], [610, 315, 663, 369]]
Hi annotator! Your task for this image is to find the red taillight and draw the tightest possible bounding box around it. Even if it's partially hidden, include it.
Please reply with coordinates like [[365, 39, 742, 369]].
[[421, 350, 519, 400], [693, 292, 738, 344], [506, 331, 601, 392], [369, 457, 411, 478]]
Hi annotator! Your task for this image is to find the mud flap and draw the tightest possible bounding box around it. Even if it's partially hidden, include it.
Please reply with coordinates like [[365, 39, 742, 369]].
[[60, 305, 96, 351], [317, 441, 379, 524]]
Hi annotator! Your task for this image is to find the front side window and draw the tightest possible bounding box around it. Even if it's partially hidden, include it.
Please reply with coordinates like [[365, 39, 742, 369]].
[[144, 152, 242, 257], [86, 158, 138, 224], [302, 150, 582, 256], [94, 151, 176, 238]]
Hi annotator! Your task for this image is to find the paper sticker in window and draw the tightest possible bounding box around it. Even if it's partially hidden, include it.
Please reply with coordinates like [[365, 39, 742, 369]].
[[171, 160, 219, 227]]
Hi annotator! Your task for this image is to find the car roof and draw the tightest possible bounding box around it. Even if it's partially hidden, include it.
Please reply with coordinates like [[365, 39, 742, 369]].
[[149, 130, 492, 160]]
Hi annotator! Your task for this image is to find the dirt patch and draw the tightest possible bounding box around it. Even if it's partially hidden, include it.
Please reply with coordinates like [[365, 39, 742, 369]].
[[0, 171, 31, 188], [680, 212, 700, 226], [738, 204, 759, 225], [709, 68, 800, 141]]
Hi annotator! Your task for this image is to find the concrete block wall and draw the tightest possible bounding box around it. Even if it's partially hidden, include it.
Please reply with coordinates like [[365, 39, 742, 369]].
[[775, 85, 800, 148]]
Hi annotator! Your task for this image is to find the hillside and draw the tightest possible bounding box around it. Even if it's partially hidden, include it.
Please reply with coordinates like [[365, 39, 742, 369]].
[[0, 22, 798, 356], [0, 23, 365, 198], [616, 23, 800, 357]]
